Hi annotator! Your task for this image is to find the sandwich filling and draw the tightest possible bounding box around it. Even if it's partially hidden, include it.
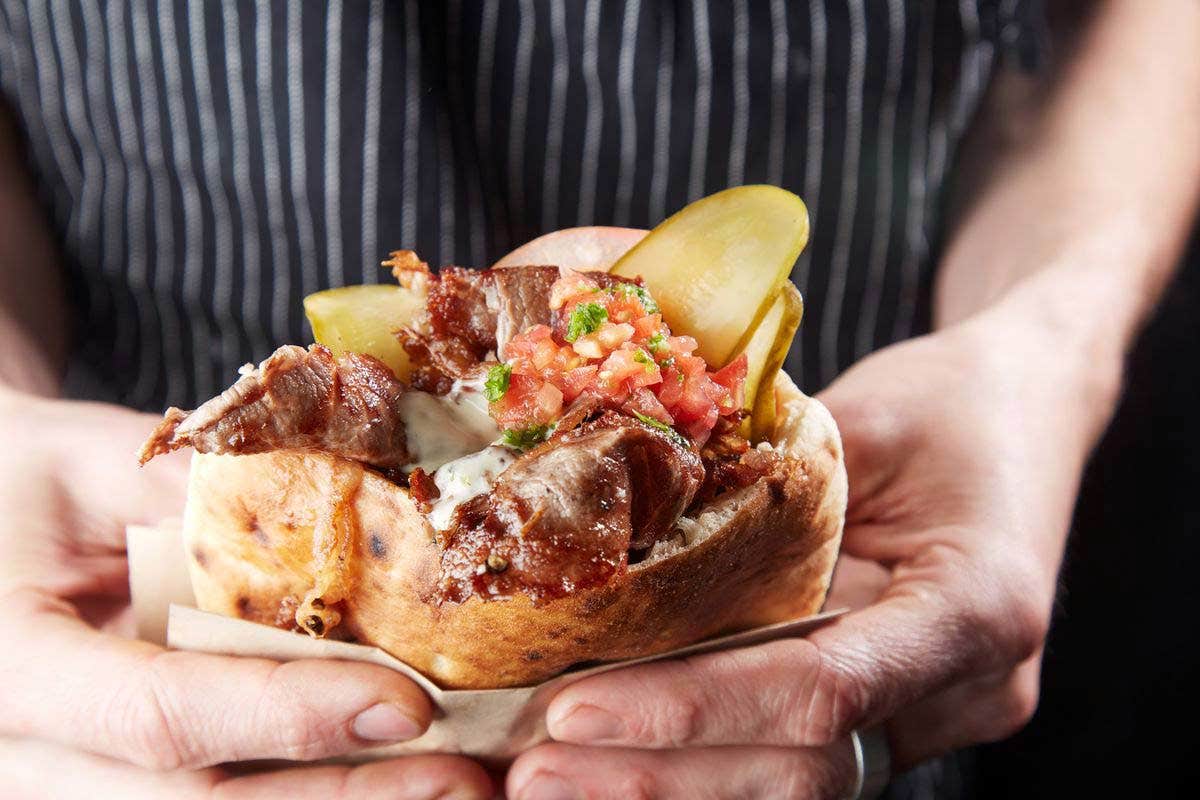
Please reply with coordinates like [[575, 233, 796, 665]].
[[140, 254, 788, 608]]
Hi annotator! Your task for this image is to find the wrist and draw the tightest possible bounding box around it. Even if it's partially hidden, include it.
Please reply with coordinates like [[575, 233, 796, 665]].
[[963, 263, 1128, 446]]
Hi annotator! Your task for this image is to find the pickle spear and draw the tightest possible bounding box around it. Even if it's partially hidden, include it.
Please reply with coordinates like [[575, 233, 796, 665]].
[[744, 284, 804, 441], [304, 284, 426, 379], [610, 185, 809, 366]]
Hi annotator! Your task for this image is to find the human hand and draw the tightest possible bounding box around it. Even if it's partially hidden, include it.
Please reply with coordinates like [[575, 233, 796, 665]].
[[505, 300, 1117, 798], [0, 389, 492, 799]]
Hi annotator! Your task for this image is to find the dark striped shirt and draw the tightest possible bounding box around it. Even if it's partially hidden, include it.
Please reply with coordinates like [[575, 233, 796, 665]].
[[0, 0, 1041, 411], [0, 3, 1043, 795]]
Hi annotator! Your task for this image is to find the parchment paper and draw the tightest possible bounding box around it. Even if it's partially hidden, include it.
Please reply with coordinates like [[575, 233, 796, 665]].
[[127, 523, 844, 763]]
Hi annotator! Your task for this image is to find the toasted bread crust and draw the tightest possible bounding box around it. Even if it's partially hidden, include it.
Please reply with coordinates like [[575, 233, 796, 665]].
[[182, 373, 845, 689]]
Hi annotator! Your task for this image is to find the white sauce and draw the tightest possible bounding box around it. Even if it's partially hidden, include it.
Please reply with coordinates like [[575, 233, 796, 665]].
[[426, 445, 515, 530], [400, 376, 500, 473]]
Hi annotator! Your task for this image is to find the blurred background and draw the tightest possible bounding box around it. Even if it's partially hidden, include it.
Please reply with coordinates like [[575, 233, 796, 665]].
[[971, 234, 1200, 798]]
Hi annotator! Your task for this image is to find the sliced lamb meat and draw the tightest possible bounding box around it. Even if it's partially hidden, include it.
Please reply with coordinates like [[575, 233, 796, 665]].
[[434, 411, 704, 603], [550, 392, 606, 437], [692, 444, 790, 509], [426, 267, 497, 358], [489, 265, 561, 359], [400, 327, 483, 392], [138, 344, 410, 470]]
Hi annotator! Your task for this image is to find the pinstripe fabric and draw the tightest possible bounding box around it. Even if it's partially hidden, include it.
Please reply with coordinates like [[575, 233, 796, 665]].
[[0, 0, 1044, 423]]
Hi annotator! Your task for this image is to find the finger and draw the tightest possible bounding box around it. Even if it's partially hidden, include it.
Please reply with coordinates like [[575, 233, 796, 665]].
[[0, 736, 217, 800], [213, 756, 494, 800], [547, 555, 1047, 754], [889, 652, 1043, 765], [508, 742, 856, 800], [0, 737, 494, 800], [3, 587, 435, 770]]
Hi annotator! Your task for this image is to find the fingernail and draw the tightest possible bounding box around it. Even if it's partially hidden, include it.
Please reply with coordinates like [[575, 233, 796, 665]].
[[550, 704, 625, 743], [352, 702, 425, 742], [517, 772, 580, 800]]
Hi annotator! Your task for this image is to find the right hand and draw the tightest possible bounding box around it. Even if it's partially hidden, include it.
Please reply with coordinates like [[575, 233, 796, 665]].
[[0, 387, 493, 799]]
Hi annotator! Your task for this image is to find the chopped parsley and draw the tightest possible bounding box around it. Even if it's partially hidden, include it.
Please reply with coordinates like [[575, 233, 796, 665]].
[[632, 411, 689, 446], [613, 283, 661, 314], [646, 332, 668, 353], [484, 363, 512, 402], [566, 302, 608, 342], [501, 423, 554, 450]]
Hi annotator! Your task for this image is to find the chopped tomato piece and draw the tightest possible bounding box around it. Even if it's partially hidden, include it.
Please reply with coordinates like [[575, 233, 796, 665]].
[[632, 313, 662, 340], [491, 373, 562, 428], [491, 274, 750, 441], [668, 335, 699, 356], [711, 353, 748, 411], [560, 365, 599, 402], [549, 272, 600, 310], [623, 388, 673, 425]]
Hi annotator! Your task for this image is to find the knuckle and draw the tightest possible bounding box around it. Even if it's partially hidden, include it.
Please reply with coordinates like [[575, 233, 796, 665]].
[[116, 653, 188, 771], [993, 675, 1041, 740], [516, 743, 568, 776], [964, 551, 1052, 667], [618, 768, 659, 800], [274, 707, 337, 761], [993, 577, 1051, 664], [626, 659, 708, 746], [258, 663, 341, 761], [508, 744, 558, 786], [785, 641, 865, 747], [515, 744, 658, 800], [649, 689, 703, 747]]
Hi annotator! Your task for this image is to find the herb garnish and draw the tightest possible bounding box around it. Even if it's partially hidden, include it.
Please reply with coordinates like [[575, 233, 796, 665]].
[[613, 283, 661, 314], [632, 411, 689, 446], [484, 363, 512, 402], [566, 302, 608, 342], [501, 423, 554, 450]]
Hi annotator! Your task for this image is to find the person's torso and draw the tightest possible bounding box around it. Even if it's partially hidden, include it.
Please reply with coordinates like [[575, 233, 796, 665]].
[[0, 0, 1041, 410]]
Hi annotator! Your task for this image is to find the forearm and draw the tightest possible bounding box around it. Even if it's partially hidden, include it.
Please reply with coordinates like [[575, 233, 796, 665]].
[[936, 0, 1200, 383], [0, 99, 67, 397]]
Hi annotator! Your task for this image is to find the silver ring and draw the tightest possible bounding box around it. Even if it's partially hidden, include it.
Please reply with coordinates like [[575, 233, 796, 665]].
[[846, 728, 891, 800]]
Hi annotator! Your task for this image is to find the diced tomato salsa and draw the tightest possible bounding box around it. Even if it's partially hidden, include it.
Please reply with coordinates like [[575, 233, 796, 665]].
[[489, 272, 747, 443]]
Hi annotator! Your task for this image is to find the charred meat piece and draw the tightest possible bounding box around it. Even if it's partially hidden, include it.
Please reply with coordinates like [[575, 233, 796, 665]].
[[426, 267, 498, 359], [138, 344, 411, 470], [490, 265, 561, 359], [401, 327, 484, 392], [692, 444, 790, 509], [434, 411, 704, 603]]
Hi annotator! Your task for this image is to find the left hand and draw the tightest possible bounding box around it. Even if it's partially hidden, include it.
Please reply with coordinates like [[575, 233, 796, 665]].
[[505, 301, 1117, 799]]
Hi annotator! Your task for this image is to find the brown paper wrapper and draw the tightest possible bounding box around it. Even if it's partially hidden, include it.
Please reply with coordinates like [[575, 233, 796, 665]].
[[128, 522, 843, 763]]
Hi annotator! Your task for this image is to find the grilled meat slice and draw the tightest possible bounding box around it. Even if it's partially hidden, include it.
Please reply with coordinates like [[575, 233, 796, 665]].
[[490, 265, 561, 359], [138, 344, 410, 470], [692, 444, 790, 509], [435, 411, 704, 603], [426, 267, 498, 359]]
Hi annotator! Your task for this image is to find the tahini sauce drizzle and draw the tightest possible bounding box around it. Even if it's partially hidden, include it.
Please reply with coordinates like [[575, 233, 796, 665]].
[[426, 446, 516, 531], [399, 376, 500, 473]]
